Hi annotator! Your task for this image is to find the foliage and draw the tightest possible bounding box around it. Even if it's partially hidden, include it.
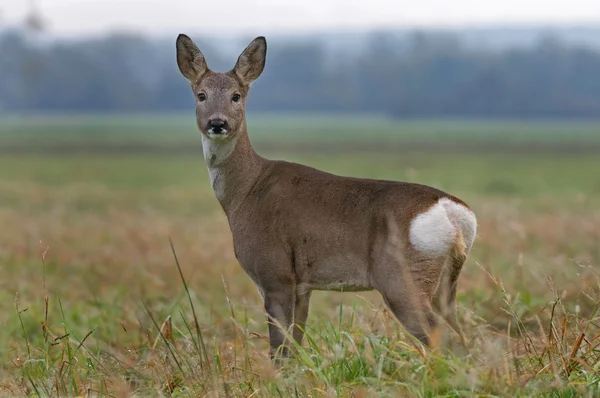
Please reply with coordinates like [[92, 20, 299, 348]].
[[2, 30, 600, 117]]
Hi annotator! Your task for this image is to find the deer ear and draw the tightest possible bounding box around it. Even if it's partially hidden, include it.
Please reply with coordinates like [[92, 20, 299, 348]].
[[176, 34, 208, 82], [233, 36, 267, 85]]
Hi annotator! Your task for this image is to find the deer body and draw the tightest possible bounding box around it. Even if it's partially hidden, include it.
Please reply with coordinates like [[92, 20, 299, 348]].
[[176, 34, 477, 363]]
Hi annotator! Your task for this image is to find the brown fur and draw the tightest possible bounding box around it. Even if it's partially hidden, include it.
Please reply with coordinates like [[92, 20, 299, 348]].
[[175, 34, 476, 364]]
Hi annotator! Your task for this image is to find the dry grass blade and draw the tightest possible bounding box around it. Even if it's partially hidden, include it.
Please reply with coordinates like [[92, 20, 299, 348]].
[[169, 237, 210, 369], [75, 329, 95, 352], [152, 315, 174, 349], [142, 301, 185, 377], [567, 332, 585, 375]]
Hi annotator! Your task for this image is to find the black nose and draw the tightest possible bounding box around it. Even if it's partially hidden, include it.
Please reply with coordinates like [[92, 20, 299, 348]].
[[208, 119, 227, 134]]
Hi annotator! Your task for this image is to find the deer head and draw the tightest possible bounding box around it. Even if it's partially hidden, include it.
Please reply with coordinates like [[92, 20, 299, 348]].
[[176, 34, 267, 142]]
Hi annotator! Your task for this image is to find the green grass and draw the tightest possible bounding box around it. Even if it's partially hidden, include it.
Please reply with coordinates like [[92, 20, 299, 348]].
[[2, 112, 600, 151], [1, 114, 599, 396]]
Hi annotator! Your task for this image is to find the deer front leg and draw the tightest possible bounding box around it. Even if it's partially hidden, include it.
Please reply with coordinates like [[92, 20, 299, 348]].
[[263, 287, 295, 365], [293, 290, 311, 346]]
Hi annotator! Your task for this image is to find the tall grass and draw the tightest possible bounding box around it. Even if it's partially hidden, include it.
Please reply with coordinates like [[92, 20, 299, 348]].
[[2, 151, 600, 396], [9, 237, 599, 397]]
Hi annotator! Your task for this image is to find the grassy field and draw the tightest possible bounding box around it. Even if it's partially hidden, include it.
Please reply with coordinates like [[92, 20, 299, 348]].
[[3, 112, 600, 152], [1, 115, 600, 396]]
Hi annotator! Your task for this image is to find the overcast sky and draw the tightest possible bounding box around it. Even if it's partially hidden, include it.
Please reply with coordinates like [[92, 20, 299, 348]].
[[2, 0, 600, 37]]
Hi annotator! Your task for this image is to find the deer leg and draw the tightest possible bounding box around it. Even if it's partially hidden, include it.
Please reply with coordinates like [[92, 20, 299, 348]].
[[372, 257, 439, 346], [293, 290, 311, 346], [380, 290, 438, 346], [263, 287, 295, 365], [431, 255, 469, 347]]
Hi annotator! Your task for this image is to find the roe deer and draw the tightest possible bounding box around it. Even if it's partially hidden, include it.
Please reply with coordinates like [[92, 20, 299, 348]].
[[175, 34, 477, 363]]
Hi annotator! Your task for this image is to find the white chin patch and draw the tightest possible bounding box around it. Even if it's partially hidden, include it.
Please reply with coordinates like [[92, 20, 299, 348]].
[[207, 129, 229, 140]]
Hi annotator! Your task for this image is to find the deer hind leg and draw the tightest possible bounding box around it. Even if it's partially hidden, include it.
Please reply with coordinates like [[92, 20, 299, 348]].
[[396, 255, 468, 349], [380, 290, 439, 346], [432, 252, 469, 347], [434, 199, 477, 347], [375, 276, 439, 346], [407, 199, 476, 347], [372, 254, 443, 347]]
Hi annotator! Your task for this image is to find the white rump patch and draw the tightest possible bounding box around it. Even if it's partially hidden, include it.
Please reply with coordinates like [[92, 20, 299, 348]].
[[409, 202, 456, 257], [409, 198, 477, 257], [439, 198, 477, 252]]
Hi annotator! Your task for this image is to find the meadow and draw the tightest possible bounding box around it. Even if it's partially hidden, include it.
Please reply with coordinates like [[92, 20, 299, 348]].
[[1, 114, 599, 397]]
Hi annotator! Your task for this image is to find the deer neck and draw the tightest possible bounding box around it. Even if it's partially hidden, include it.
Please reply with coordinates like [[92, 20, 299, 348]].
[[201, 128, 263, 215]]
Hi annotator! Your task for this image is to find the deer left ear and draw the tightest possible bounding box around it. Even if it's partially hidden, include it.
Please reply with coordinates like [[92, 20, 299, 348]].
[[233, 36, 267, 85], [176, 34, 208, 82]]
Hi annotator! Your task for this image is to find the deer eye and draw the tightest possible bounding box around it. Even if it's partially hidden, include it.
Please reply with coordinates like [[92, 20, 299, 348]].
[[232, 93, 241, 102], [197, 93, 206, 102]]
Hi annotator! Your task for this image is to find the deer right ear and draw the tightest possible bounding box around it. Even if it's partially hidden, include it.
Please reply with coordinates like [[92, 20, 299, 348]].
[[176, 34, 208, 82], [233, 36, 267, 85]]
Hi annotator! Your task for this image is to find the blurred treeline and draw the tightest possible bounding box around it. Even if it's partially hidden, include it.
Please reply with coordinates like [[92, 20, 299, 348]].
[[2, 29, 600, 118]]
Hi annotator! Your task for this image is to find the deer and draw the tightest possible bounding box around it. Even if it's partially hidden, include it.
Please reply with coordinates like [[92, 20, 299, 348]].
[[175, 34, 477, 364]]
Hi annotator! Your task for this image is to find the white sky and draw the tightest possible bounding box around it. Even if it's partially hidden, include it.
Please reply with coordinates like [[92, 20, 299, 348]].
[[2, 0, 600, 37]]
